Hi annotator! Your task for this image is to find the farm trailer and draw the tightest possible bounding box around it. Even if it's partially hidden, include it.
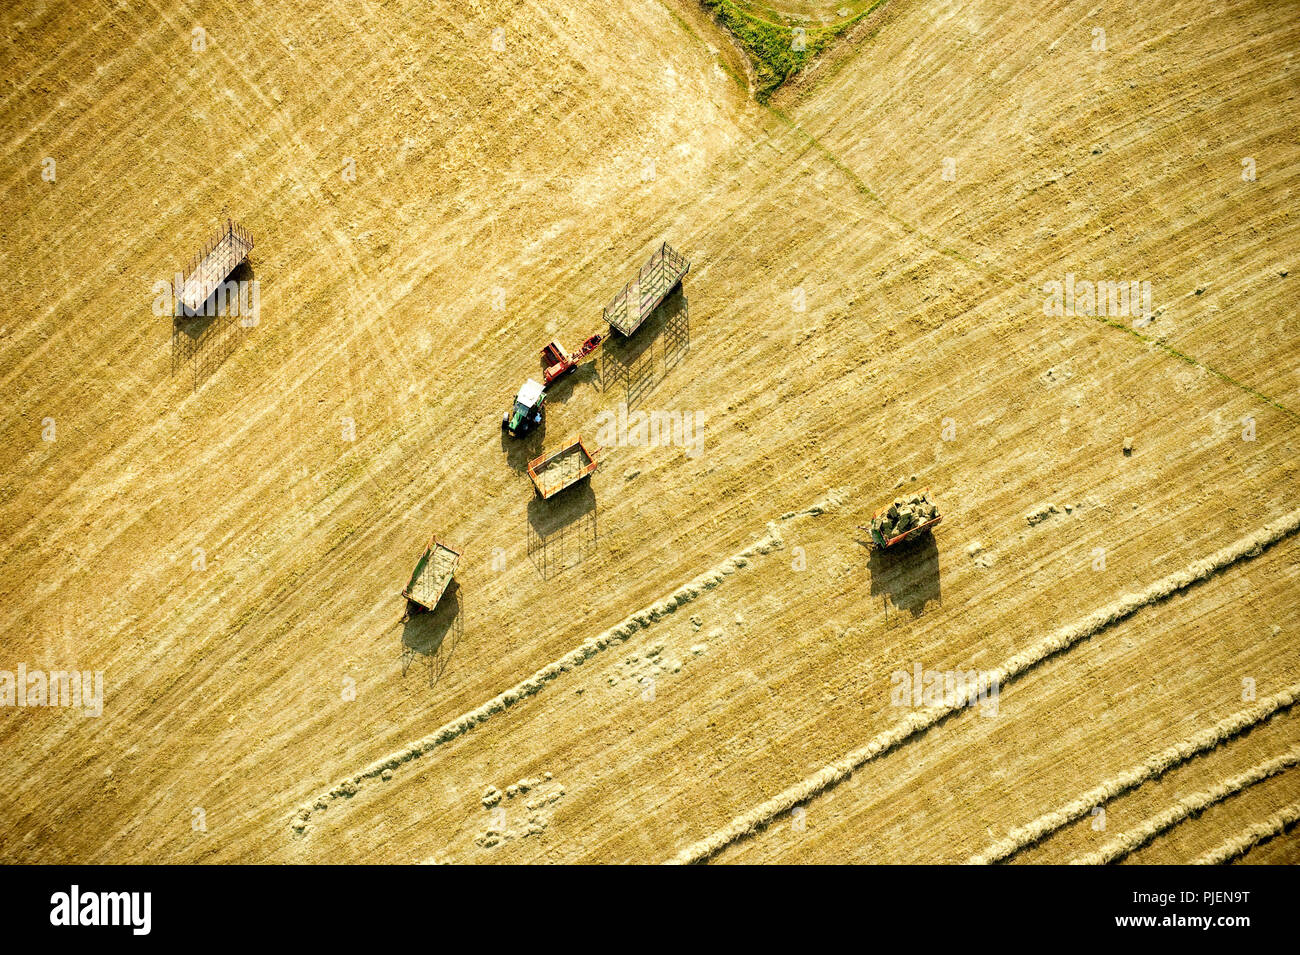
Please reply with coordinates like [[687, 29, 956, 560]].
[[527, 437, 600, 499], [177, 217, 254, 316], [402, 537, 461, 611], [603, 242, 690, 337], [863, 491, 943, 549]]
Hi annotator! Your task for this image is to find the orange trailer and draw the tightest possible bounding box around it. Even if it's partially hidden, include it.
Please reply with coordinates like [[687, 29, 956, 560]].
[[528, 437, 600, 499]]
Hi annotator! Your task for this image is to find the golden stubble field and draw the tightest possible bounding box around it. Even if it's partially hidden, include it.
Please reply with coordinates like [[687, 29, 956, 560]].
[[0, 0, 1296, 863]]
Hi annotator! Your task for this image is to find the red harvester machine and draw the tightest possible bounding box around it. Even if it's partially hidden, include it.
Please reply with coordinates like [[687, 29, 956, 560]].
[[541, 334, 603, 385]]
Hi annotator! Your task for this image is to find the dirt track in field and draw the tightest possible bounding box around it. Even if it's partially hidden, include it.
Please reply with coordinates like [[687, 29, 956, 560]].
[[0, 0, 1297, 863]]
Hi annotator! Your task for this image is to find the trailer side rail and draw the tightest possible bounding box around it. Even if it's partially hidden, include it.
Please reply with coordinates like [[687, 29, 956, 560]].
[[868, 489, 942, 548], [527, 437, 600, 499], [178, 218, 255, 315], [402, 537, 461, 609], [603, 241, 690, 337]]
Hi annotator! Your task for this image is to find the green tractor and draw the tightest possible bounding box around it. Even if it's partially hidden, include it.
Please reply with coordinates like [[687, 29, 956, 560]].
[[502, 378, 545, 437]]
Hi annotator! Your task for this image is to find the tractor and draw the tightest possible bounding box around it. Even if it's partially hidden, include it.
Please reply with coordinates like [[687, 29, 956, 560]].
[[502, 378, 545, 437]]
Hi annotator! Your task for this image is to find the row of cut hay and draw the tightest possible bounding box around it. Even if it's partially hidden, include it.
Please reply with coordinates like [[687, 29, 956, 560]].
[[1192, 800, 1300, 864], [292, 521, 788, 835], [1070, 748, 1300, 865], [781, 486, 848, 519], [971, 688, 1300, 864], [667, 506, 1300, 865]]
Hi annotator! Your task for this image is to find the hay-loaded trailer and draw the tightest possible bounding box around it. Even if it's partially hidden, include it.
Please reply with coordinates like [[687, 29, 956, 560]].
[[402, 537, 461, 611], [527, 437, 600, 499], [864, 491, 942, 549], [603, 242, 690, 337]]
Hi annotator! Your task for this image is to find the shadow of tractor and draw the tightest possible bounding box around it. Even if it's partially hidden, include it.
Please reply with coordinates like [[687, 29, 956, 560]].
[[499, 412, 546, 472]]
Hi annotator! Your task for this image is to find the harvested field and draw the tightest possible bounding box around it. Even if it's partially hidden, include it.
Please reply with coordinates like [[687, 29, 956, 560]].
[[0, 0, 1297, 867], [1193, 801, 1300, 865]]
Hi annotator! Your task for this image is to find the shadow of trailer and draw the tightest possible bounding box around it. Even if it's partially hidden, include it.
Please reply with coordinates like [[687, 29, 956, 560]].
[[603, 242, 690, 338], [527, 482, 597, 579], [402, 537, 461, 612], [528, 437, 599, 499]]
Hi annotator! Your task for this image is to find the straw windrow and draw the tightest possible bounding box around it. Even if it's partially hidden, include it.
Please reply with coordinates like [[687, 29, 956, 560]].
[[1068, 749, 1300, 865], [1192, 801, 1300, 864], [293, 519, 791, 835], [668, 506, 1300, 864]]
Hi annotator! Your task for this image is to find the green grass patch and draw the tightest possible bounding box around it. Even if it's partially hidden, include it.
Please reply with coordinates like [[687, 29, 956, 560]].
[[701, 1, 882, 100]]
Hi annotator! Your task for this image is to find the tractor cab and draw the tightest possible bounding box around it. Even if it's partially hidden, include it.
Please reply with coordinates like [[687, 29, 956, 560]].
[[503, 378, 545, 437]]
